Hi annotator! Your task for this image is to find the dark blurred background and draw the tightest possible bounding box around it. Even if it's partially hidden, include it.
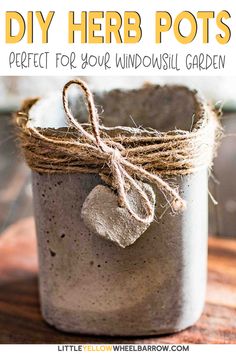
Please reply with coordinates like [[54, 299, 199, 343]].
[[0, 76, 236, 237]]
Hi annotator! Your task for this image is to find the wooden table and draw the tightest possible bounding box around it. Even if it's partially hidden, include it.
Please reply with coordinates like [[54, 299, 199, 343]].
[[0, 217, 236, 344]]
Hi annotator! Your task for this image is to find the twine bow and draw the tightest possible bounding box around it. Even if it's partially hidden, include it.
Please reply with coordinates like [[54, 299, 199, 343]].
[[62, 79, 186, 223]]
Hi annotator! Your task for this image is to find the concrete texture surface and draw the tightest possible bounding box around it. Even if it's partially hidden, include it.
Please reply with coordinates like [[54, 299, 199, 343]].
[[33, 170, 207, 336]]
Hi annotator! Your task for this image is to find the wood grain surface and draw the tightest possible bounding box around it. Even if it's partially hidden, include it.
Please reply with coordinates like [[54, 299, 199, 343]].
[[0, 217, 235, 344]]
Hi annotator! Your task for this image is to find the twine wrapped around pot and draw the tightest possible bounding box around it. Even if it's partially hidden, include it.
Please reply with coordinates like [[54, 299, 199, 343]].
[[16, 79, 222, 223]]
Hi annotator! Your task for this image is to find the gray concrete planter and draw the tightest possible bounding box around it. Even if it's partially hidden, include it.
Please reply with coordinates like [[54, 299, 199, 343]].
[[30, 85, 208, 336]]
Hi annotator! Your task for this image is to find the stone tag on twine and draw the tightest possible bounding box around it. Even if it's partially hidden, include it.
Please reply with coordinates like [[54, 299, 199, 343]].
[[81, 182, 156, 248], [60, 80, 186, 248]]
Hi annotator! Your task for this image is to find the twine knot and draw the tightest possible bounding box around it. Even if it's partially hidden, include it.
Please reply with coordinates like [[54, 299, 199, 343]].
[[61, 79, 186, 223], [108, 148, 122, 163]]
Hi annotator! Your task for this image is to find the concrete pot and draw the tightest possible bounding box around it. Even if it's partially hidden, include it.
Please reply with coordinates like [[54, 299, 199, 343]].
[[30, 85, 208, 336]]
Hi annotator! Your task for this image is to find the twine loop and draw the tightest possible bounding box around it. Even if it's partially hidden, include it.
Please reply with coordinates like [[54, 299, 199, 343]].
[[62, 79, 186, 223]]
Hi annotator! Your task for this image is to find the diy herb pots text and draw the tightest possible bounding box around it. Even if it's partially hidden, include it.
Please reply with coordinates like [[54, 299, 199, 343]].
[[5, 10, 231, 45]]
